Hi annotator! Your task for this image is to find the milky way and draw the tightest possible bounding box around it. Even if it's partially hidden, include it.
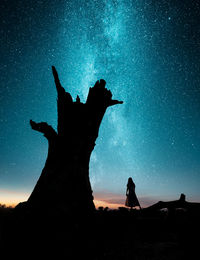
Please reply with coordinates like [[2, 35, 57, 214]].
[[0, 0, 200, 206]]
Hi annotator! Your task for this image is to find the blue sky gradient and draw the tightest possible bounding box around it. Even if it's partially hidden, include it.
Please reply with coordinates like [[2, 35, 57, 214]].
[[0, 0, 200, 207]]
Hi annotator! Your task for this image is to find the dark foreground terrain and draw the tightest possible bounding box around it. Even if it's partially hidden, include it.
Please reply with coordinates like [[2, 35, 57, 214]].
[[0, 205, 199, 259]]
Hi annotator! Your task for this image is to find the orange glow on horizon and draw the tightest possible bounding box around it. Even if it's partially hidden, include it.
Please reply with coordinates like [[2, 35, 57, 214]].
[[93, 191, 157, 209], [0, 189, 29, 207], [94, 199, 123, 209], [0, 189, 156, 208]]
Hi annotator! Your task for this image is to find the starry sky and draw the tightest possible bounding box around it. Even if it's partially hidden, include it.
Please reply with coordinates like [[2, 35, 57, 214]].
[[0, 0, 200, 207]]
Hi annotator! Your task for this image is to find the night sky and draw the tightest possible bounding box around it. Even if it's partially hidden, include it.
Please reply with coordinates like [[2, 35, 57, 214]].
[[0, 0, 200, 207]]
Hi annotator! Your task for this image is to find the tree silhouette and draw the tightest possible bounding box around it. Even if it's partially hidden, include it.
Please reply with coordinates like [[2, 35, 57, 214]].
[[27, 66, 123, 213]]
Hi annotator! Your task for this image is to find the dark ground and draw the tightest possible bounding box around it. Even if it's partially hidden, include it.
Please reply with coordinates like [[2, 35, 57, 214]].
[[0, 205, 199, 259]]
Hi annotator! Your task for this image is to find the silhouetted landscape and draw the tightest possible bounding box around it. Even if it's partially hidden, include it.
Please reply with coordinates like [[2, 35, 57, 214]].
[[1, 67, 200, 259], [1, 195, 200, 259]]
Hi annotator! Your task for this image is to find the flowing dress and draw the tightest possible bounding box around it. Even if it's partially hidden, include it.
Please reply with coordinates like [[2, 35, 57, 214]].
[[125, 183, 140, 207]]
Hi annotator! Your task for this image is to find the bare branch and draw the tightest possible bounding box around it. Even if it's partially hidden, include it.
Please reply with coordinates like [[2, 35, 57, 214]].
[[52, 66, 62, 92], [30, 120, 57, 140], [52, 66, 73, 103], [86, 79, 123, 108], [108, 99, 123, 107]]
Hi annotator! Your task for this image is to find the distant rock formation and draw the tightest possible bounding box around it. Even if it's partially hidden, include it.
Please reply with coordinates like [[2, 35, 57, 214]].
[[25, 66, 123, 214], [145, 194, 200, 212]]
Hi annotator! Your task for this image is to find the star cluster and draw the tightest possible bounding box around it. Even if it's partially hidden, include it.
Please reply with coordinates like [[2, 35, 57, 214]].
[[0, 0, 200, 206]]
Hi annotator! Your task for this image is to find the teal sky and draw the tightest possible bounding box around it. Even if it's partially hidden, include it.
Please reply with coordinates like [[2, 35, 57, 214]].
[[0, 0, 200, 207]]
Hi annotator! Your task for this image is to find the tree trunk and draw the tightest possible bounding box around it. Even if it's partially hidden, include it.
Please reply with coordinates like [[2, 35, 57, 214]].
[[27, 66, 123, 214]]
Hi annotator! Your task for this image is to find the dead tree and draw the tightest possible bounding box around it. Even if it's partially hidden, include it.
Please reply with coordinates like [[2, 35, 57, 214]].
[[27, 66, 123, 214]]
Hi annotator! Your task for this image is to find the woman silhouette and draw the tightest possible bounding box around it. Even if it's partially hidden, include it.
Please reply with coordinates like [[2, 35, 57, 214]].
[[125, 177, 141, 209]]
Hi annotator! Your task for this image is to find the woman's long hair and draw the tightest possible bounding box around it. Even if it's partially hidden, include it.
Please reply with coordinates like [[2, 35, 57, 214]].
[[127, 177, 135, 189]]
